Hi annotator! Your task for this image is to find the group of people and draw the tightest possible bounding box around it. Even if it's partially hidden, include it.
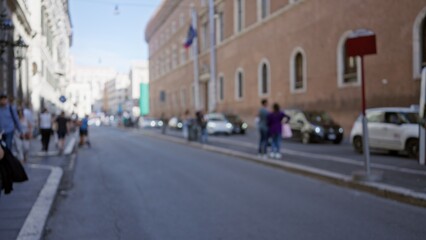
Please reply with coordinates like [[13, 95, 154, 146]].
[[257, 99, 291, 159], [0, 94, 91, 163], [180, 110, 208, 143]]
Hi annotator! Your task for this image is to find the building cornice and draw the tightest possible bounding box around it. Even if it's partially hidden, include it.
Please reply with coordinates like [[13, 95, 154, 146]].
[[7, 0, 32, 35]]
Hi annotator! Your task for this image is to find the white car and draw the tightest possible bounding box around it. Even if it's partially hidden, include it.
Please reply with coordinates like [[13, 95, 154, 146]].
[[350, 107, 419, 158], [205, 113, 233, 135]]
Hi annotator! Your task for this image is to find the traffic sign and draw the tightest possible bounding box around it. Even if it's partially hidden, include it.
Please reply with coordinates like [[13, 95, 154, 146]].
[[59, 95, 67, 103]]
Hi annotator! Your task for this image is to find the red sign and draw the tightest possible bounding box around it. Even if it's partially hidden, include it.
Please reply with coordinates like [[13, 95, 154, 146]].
[[346, 34, 377, 57]]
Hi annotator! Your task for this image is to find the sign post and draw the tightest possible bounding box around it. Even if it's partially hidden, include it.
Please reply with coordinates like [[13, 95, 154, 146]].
[[419, 68, 426, 165], [346, 29, 381, 181]]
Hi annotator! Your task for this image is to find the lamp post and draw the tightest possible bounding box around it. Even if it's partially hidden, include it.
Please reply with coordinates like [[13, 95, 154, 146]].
[[13, 36, 28, 103], [0, 14, 14, 93]]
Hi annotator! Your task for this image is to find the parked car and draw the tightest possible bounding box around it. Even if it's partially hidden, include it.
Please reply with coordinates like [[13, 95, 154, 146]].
[[168, 117, 183, 130], [350, 107, 419, 158], [286, 109, 344, 144], [224, 113, 248, 134], [138, 117, 163, 128], [205, 113, 233, 135]]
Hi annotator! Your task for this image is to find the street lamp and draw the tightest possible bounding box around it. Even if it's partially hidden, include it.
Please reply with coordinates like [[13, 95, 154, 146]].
[[13, 36, 28, 102]]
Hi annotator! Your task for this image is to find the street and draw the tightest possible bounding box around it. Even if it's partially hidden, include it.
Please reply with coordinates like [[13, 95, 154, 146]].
[[44, 127, 426, 240]]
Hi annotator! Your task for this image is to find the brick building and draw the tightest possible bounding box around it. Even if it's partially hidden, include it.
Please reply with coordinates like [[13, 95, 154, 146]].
[[145, 0, 426, 131]]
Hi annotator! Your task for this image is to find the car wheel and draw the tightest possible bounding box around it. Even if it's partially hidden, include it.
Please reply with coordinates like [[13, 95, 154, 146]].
[[353, 136, 363, 154], [406, 138, 419, 159], [240, 130, 246, 135], [302, 132, 311, 144]]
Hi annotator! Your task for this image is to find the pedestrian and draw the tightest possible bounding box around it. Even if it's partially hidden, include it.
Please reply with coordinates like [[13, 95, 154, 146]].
[[16, 109, 31, 163], [23, 101, 35, 139], [257, 99, 269, 158], [0, 94, 22, 150], [55, 111, 70, 153], [182, 110, 190, 139], [39, 108, 53, 152], [160, 113, 167, 135], [267, 103, 291, 159], [79, 114, 91, 147], [196, 111, 208, 143]]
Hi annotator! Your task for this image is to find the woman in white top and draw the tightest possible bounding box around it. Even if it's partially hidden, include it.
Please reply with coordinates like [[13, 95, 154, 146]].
[[16, 109, 31, 162], [39, 108, 52, 152]]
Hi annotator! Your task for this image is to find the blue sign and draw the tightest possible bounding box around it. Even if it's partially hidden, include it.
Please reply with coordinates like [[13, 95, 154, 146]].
[[59, 95, 67, 103]]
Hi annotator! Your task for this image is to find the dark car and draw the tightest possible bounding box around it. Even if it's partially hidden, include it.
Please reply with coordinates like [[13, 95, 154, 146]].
[[224, 113, 248, 134], [286, 110, 344, 144]]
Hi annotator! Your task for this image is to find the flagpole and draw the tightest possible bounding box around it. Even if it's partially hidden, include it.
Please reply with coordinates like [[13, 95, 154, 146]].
[[208, 0, 217, 113], [191, 6, 200, 111]]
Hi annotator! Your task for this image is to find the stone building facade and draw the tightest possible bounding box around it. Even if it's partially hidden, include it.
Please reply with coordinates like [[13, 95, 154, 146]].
[[145, 0, 426, 131]]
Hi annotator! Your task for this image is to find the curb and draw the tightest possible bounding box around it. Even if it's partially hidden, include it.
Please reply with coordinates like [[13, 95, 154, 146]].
[[141, 130, 426, 208], [16, 165, 63, 240]]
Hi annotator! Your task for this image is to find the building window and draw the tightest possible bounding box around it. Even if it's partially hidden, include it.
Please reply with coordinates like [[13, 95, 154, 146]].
[[180, 13, 185, 27], [290, 48, 307, 93], [235, 69, 244, 99], [413, 8, 426, 78], [258, 0, 269, 20], [172, 45, 178, 69], [234, 0, 244, 33], [217, 11, 224, 43], [218, 75, 224, 101], [337, 31, 361, 87], [202, 22, 208, 50], [180, 48, 186, 65], [258, 59, 270, 95]]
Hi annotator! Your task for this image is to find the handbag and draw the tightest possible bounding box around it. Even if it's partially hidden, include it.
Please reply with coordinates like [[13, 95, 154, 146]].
[[282, 123, 293, 138], [0, 141, 28, 183]]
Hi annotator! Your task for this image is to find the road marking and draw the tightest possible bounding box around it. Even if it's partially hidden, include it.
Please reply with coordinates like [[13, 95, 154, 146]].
[[16, 164, 63, 240]]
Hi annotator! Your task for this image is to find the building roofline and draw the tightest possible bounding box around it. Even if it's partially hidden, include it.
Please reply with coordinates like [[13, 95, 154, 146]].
[[144, 0, 181, 43]]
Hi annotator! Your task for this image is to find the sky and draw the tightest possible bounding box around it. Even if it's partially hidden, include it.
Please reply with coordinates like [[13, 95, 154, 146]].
[[69, 0, 163, 72]]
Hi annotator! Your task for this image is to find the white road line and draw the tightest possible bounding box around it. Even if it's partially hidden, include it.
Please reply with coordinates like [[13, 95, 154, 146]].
[[64, 136, 76, 155], [209, 137, 426, 176], [16, 164, 63, 240]]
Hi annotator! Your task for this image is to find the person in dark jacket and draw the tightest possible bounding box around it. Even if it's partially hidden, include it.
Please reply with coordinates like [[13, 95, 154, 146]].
[[267, 103, 290, 159]]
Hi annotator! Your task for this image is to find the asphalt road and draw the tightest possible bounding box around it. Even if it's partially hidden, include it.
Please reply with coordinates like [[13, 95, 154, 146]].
[[44, 127, 426, 240]]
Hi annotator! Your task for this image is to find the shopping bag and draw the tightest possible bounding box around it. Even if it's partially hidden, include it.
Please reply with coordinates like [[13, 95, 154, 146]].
[[282, 124, 293, 138]]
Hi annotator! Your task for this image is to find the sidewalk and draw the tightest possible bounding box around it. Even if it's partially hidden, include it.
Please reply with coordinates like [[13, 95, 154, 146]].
[[138, 127, 426, 207], [0, 133, 77, 240]]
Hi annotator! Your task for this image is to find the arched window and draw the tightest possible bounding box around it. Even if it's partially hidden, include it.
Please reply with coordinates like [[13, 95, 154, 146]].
[[258, 0, 269, 20], [258, 59, 270, 96], [234, 0, 245, 33], [235, 69, 244, 99], [290, 48, 307, 93], [413, 7, 426, 78], [343, 46, 358, 83], [337, 31, 360, 87], [218, 74, 224, 101]]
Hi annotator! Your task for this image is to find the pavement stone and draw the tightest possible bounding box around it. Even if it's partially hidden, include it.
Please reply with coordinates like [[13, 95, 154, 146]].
[[0, 132, 77, 240]]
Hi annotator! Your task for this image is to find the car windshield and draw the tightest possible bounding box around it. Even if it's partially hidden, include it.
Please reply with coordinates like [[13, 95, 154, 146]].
[[225, 115, 240, 121], [400, 112, 419, 124], [304, 111, 333, 124]]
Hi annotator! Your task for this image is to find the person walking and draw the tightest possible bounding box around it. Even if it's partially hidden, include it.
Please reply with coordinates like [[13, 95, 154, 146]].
[[257, 99, 269, 158], [16, 109, 31, 163], [0, 94, 22, 150], [196, 111, 208, 144], [267, 103, 290, 159], [182, 110, 190, 140], [39, 108, 53, 152], [79, 115, 91, 147], [55, 111, 70, 153]]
